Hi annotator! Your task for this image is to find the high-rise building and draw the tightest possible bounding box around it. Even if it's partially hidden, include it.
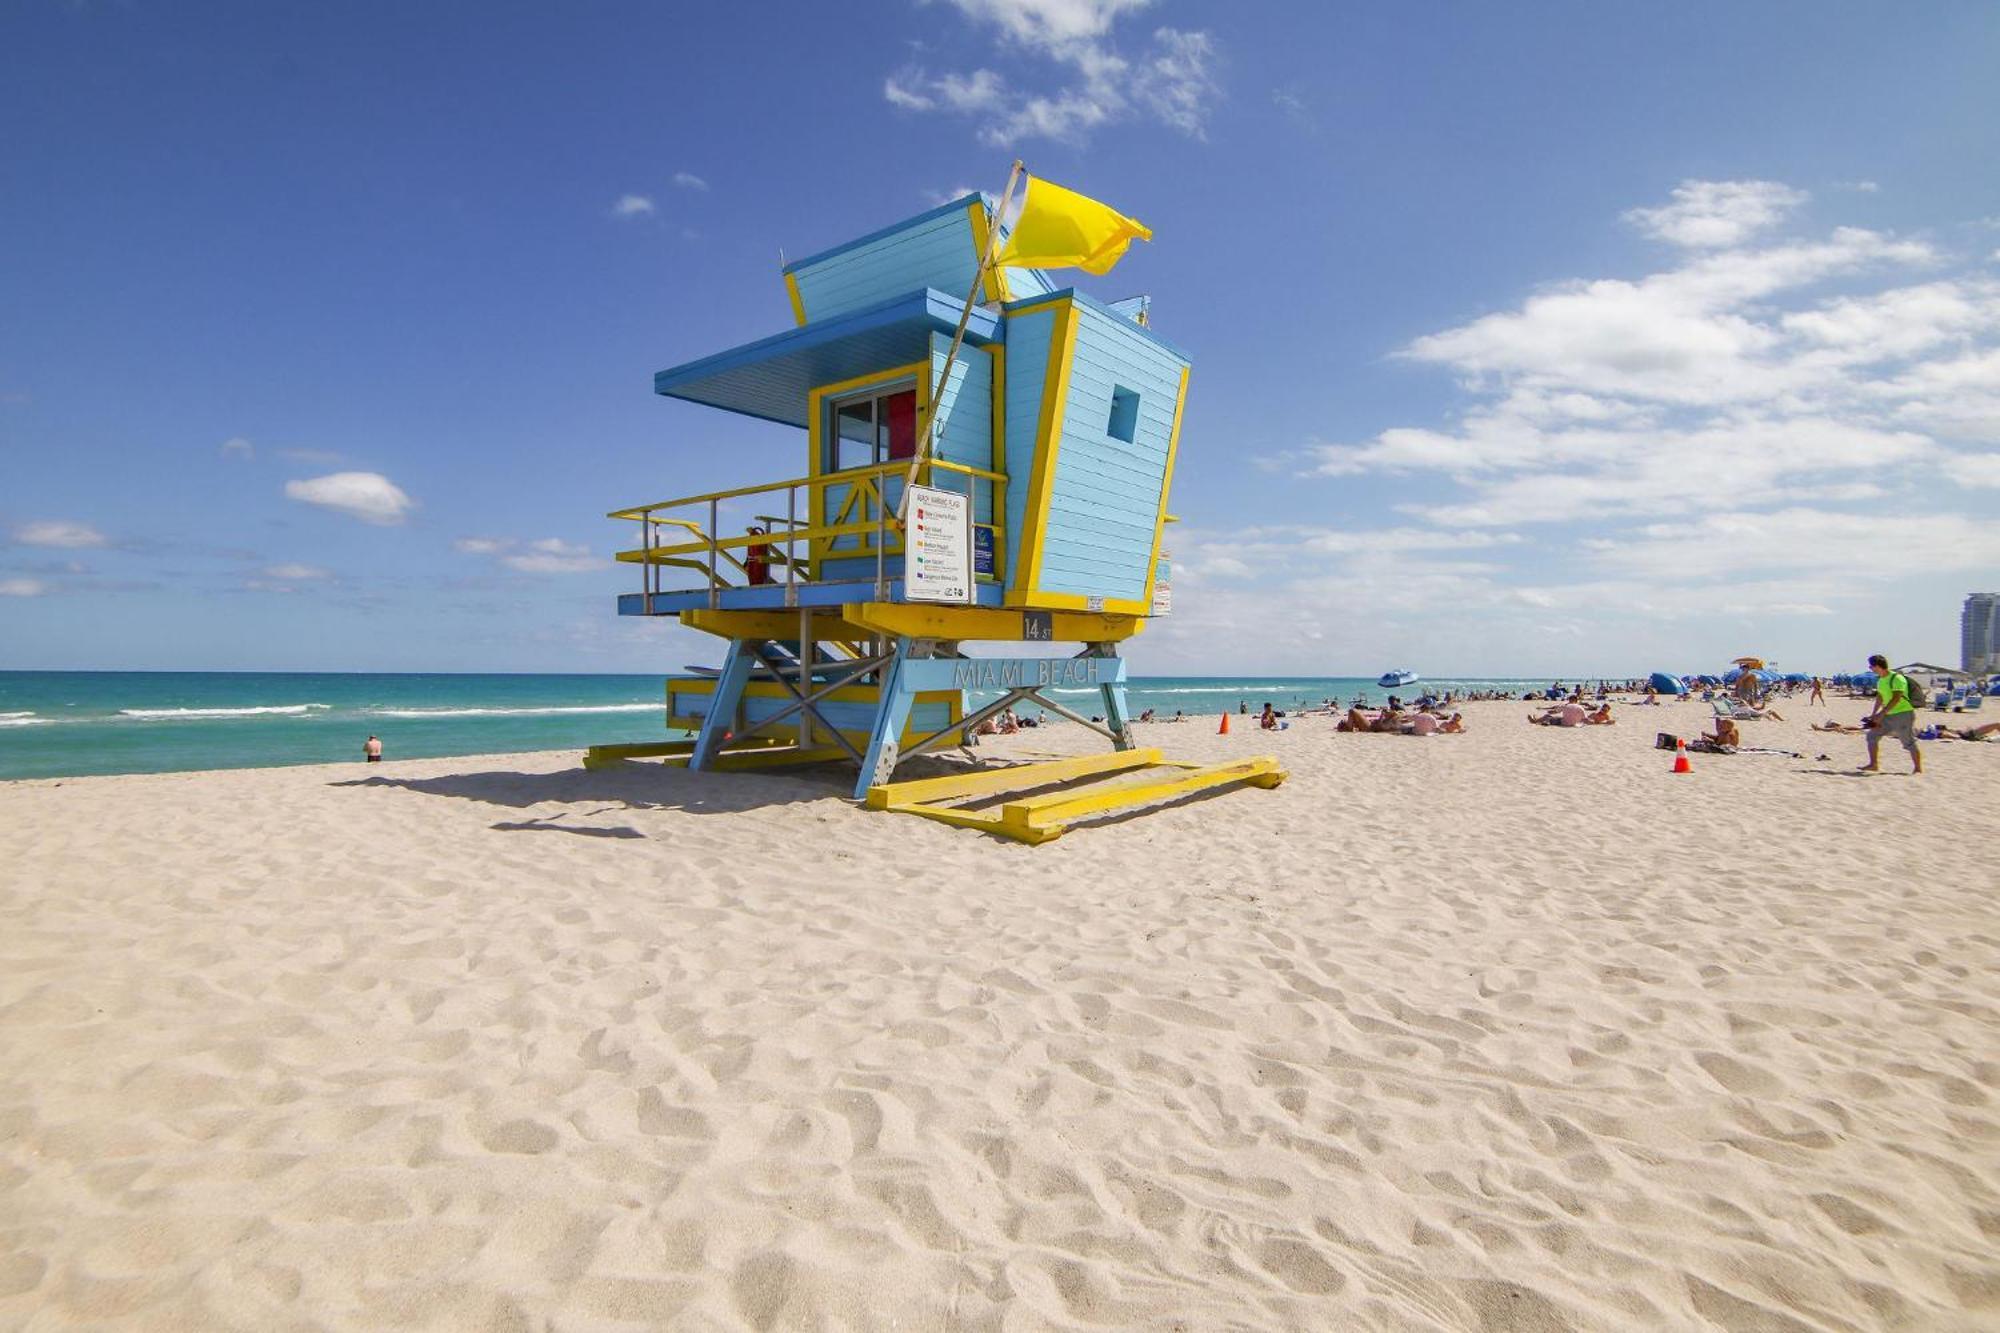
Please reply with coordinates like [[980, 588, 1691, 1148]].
[[1964, 593, 2000, 674]]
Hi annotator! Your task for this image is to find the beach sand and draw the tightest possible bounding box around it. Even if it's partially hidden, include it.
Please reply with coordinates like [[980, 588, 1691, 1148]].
[[2, 695, 1996, 1330]]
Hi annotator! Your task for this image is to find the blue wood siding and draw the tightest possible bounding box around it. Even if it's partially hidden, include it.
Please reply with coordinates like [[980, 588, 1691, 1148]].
[[926, 333, 995, 533], [792, 209, 980, 325], [1003, 266, 1054, 299], [1000, 306, 1056, 588], [818, 554, 904, 581], [1038, 303, 1187, 603]]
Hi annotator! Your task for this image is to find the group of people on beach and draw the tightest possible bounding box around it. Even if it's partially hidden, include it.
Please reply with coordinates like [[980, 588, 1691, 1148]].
[[1527, 699, 1615, 727], [1334, 703, 1466, 736]]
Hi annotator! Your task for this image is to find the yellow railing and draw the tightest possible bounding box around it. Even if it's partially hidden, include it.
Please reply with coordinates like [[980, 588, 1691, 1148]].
[[610, 457, 1006, 608]]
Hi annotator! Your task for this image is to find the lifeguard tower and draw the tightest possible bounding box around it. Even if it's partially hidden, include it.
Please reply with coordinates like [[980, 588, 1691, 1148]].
[[589, 176, 1283, 841]]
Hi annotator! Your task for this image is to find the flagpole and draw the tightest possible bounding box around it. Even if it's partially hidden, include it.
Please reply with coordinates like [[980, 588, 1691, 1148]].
[[895, 159, 1024, 525]]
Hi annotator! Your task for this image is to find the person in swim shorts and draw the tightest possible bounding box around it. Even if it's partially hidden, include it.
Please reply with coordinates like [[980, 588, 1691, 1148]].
[[1860, 653, 1921, 775]]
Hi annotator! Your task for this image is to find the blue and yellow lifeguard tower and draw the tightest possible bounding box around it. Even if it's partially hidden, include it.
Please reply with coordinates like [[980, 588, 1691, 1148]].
[[590, 174, 1282, 841]]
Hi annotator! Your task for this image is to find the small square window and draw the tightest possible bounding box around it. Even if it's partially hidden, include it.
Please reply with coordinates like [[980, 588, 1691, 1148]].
[[1107, 386, 1139, 443]]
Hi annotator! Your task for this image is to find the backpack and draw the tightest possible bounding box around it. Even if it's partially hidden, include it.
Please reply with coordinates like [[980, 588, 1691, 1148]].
[[1901, 674, 1928, 708]]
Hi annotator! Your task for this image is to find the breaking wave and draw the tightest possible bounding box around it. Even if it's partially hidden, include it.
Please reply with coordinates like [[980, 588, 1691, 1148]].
[[368, 703, 659, 719], [119, 704, 333, 720]]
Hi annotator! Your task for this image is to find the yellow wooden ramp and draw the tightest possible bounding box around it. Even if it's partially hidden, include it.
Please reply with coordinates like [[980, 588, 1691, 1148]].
[[866, 747, 1286, 845]]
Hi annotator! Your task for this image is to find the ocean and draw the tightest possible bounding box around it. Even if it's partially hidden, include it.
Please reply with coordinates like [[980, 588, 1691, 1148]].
[[0, 671, 1563, 781]]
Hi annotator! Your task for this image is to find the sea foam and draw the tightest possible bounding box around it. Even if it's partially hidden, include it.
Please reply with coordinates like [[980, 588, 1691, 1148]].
[[369, 703, 660, 719], [119, 704, 332, 720]]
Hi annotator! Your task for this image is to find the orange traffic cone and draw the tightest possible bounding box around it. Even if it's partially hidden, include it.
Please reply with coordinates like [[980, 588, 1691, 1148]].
[[1671, 738, 1692, 774], [1218, 711, 1231, 735]]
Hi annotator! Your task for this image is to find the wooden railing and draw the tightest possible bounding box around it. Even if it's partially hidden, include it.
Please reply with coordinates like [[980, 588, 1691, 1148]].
[[610, 457, 1006, 609]]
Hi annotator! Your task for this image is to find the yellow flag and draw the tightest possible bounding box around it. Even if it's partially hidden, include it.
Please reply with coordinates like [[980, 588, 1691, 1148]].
[[993, 176, 1152, 276]]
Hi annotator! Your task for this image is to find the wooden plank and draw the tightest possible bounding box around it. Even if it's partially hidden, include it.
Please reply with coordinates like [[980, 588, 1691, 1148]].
[[710, 744, 854, 771], [843, 601, 1144, 644], [1000, 757, 1286, 842], [867, 748, 1160, 810], [680, 609, 871, 641]]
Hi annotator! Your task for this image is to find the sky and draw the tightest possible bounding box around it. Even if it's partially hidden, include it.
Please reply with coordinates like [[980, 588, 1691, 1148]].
[[4, 0, 1998, 677]]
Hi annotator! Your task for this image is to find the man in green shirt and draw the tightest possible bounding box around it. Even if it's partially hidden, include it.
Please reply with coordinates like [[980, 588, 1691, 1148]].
[[1860, 653, 1922, 774]]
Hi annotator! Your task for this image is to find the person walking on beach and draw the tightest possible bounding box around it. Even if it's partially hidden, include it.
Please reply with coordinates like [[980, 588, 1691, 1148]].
[[1809, 676, 1825, 706], [364, 735, 383, 763], [1860, 654, 1921, 775]]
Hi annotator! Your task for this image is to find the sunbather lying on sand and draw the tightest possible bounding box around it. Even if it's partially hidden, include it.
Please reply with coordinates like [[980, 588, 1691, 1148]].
[[1583, 704, 1614, 725], [1337, 707, 1372, 733], [1939, 722, 2000, 741], [1529, 702, 1587, 727], [1813, 720, 1863, 733]]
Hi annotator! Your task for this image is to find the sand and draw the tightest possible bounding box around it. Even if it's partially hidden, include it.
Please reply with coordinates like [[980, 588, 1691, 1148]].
[[1, 694, 1997, 1330]]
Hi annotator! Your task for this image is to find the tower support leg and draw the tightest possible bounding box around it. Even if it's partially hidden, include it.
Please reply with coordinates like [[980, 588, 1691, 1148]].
[[856, 636, 920, 799], [691, 638, 755, 771], [1089, 641, 1135, 750]]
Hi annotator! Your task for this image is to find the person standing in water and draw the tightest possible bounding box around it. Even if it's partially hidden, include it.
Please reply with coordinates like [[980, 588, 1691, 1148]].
[[364, 735, 383, 763]]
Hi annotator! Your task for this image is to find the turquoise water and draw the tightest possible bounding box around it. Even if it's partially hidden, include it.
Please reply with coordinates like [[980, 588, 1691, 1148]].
[[0, 671, 1563, 780]]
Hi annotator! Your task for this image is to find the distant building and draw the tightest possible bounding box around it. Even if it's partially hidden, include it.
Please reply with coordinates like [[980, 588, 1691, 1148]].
[[1964, 593, 2000, 674]]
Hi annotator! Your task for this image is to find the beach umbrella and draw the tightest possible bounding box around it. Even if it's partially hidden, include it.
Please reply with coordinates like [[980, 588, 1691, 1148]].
[[1733, 656, 1766, 670]]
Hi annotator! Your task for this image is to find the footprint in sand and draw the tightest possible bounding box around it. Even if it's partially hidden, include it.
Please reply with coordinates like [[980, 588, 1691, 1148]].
[[1694, 1052, 1783, 1097], [481, 1118, 559, 1154], [1256, 1237, 1346, 1295]]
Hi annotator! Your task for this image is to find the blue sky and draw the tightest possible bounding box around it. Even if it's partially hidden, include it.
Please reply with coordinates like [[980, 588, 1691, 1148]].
[[4, 0, 1997, 676]]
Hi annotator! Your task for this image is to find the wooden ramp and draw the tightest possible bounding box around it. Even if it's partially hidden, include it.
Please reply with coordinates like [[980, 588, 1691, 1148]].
[[865, 747, 1286, 845]]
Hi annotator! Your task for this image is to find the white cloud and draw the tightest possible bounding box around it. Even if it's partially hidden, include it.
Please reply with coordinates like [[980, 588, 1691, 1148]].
[[0, 578, 46, 597], [1181, 524, 1522, 576], [1293, 182, 1997, 538], [884, 1, 1218, 145], [504, 537, 605, 574], [220, 436, 254, 460], [611, 194, 655, 218], [456, 536, 606, 573], [922, 184, 985, 207], [13, 520, 108, 549], [1138, 28, 1217, 136], [672, 171, 708, 191], [947, 0, 1150, 48], [262, 563, 329, 580], [283, 472, 414, 525], [1397, 227, 1935, 407], [1941, 451, 2000, 487], [883, 68, 1007, 114], [884, 76, 933, 110], [1624, 179, 1808, 248], [1583, 508, 2000, 582]]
